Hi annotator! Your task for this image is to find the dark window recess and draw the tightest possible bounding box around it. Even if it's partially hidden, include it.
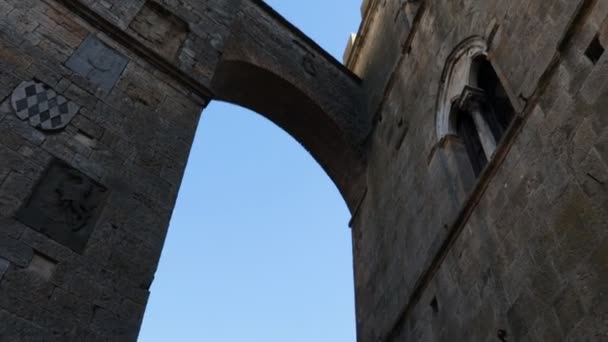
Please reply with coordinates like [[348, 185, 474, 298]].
[[585, 34, 605, 64], [430, 296, 439, 314], [395, 118, 409, 151], [453, 56, 516, 177], [456, 109, 487, 177], [473, 57, 515, 141]]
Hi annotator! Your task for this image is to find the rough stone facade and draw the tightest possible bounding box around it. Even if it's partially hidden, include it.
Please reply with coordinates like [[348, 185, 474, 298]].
[[0, 0, 605, 341], [347, 0, 608, 341]]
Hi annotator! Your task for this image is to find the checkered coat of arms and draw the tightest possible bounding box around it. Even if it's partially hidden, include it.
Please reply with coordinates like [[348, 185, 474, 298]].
[[11, 80, 80, 131]]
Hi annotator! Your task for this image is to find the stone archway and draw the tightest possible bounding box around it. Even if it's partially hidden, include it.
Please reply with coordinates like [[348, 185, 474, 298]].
[[0, 0, 369, 340], [211, 60, 366, 211]]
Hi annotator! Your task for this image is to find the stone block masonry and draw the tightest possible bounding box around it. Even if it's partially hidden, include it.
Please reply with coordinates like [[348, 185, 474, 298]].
[[0, 0, 606, 340], [348, 0, 608, 341], [0, 0, 205, 339], [0, 0, 366, 340]]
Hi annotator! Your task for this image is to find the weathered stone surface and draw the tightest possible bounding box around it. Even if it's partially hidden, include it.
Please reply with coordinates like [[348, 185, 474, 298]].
[[0, 0, 369, 339], [0, 0, 606, 340], [15, 160, 108, 254], [0, 258, 9, 280], [128, 1, 189, 61], [65, 35, 129, 93], [0, 309, 49, 342]]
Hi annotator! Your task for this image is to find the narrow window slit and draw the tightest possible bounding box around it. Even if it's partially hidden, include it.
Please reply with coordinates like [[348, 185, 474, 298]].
[[77, 129, 95, 140], [430, 296, 439, 314], [75, 129, 97, 148], [585, 34, 604, 64]]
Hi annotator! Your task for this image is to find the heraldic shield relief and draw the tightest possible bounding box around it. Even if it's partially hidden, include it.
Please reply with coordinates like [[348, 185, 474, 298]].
[[10, 80, 80, 131]]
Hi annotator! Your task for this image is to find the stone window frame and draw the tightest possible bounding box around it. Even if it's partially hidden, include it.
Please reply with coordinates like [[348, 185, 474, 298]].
[[435, 36, 516, 178], [436, 37, 489, 140]]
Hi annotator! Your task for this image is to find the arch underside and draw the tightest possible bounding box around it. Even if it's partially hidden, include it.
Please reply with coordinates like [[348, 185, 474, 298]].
[[211, 60, 366, 212]]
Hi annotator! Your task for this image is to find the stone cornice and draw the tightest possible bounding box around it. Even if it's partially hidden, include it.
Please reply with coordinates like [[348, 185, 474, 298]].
[[344, 0, 381, 70]]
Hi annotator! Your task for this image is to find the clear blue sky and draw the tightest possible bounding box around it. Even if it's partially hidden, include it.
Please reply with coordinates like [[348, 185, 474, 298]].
[[137, 1, 361, 341]]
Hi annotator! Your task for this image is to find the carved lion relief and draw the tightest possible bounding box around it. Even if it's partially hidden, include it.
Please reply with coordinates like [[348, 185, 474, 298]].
[[16, 160, 108, 253]]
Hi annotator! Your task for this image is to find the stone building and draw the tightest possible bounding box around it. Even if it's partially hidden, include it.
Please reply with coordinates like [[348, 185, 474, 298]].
[[0, 0, 606, 340]]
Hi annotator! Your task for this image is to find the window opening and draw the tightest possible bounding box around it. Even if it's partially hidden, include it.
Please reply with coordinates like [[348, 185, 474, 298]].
[[472, 57, 514, 141], [585, 34, 605, 64], [455, 105, 487, 176], [436, 38, 517, 186], [451, 56, 515, 176]]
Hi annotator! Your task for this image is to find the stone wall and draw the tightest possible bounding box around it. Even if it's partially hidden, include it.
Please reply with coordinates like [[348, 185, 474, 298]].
[[1, 0, 607, 340], [349, 0, 608, 341], [0, 0, 205, 339], [0, 0, 365, 340]]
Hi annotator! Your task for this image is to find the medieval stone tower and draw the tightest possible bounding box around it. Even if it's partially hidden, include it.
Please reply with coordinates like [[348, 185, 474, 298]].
[[0, 0, 606, 340]]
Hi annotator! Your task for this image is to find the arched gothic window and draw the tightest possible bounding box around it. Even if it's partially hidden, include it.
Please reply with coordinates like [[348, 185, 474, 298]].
[[437, 38, 515, 178]]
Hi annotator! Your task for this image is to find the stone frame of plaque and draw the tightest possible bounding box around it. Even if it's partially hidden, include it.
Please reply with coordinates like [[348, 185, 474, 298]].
[[15, 160, 109, 254], [65, 34, 129, 94]]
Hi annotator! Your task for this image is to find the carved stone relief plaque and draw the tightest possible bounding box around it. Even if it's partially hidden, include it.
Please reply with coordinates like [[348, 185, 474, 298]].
[[15, 161, 108, 253], [66, 35, 129, 93], [128, 1, 189, 61]]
